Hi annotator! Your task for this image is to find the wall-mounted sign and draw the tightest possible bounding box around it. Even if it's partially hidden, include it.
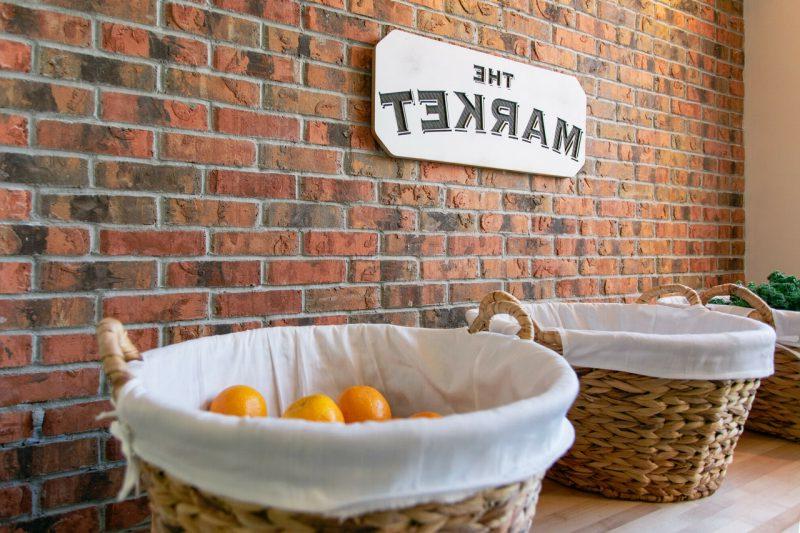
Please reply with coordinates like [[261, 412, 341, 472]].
[[372, 31, 586, 177]]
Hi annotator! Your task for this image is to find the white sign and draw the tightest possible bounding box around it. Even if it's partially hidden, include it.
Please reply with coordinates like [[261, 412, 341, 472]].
[[372, 31, 586, 177]]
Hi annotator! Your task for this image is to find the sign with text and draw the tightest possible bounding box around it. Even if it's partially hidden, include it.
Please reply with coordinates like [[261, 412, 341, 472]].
[[372, 31, 586, 177]]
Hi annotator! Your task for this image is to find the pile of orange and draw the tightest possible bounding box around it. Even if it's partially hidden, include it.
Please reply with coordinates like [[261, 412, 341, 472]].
[[208, 384, 442, 423]]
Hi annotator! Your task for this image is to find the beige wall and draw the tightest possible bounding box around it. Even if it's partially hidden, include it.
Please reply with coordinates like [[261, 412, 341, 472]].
[[745, 0, 800, 281]]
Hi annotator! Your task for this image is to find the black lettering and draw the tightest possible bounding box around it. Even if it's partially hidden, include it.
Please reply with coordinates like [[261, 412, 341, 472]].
[[454, 92, 484, 131], [521, 108, 548, 147], [552, 118, 582, 161], [490, 98, 517, 137], [473, 65, 485, 83], [379, 91, 414, 135], [418, 90, 450, 132], [503, 72, 514, 88], [488, 68, 501, 86]]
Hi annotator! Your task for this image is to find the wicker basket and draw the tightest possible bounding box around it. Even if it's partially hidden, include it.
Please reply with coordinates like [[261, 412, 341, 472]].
[[97, 318, 547, 532], [470, 290, 761, 503], [700, 284, 800, 443]]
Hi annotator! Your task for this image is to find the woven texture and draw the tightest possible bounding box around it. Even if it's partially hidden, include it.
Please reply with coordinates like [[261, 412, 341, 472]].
[[97, 318, 545, 532], [472, 290, 759, 503], [143, 463, 541, 533], [746, 348, 800, 442], [699, 284, 800, 443]]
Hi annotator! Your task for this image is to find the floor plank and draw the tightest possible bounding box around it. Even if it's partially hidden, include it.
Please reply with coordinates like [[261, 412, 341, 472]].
[[533, 431, 800, 532]]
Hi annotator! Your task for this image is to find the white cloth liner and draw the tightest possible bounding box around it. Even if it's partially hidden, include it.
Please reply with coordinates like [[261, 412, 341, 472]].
[[465, 302, 776, 379], [660, 295, 800, 351], [113, 324, 579, 517]]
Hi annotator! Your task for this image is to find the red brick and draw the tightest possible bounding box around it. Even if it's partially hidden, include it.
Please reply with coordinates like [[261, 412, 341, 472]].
[[0, 226, 89, 256], [166, 198, 258, 227], [383, 284, 445, 308], [350, 260, 416, 282], [348, 206, 415, 231], [42, 400, 112, 436], [106, 496, 150, 531], [531, 259, 579, 278], [41, 467, 124, 509], [101, 230, 205, 256], [261, 144, 340, 173], [0, 439, 97, 481], [447, 189, 501, 210], [301, 177, 374, 203], [37, 121, 152, 158], [0, 369, 99, 407], [556, 278, 600, 298], [10, 507, 100, 531], [167, 261, 260, 288], [0, 334, 30, 368], [0, 38, 31, 71], [165, 3, 258, 46], [213, 46, 297, 82], [450, 281, 502, 303], [215, 0, 300, 25], [215, 108, 299, 140], [213, 231, 298, 255], [0, 188, 30, 220], [103, 293, 208, 323], [40, 260, 155, 291], [102, 92, 207, 130], [507, 237, 554, 256], [0, 262, 30, 293], [39, 329, 157, 365], [0, 297, 94, 330], [161, 132, 255, 166], [40, 194, 156, 225], [303, 6, 381, 43], [381, 183, 440, 207], [448, 236, 503, 256], [267, 260, 345, 285], [0, 79, 92, 116], [0, 4, 91, 46], [304, 231, 378, 256], [0, 113, 27, 146], [0, 485, 31, 519], [101, 23, 206, 65], [165, 68, 258, 106], [0, 410, 32, 444], [96, 161, 199, 194], [383, 234, 446, 256], [265, 86, 343, 119], [215, 290, 301, 317], [419, 162, 476, 185], [482, 258, 529, 278], [208, 169, 295, 199], [421, 258, 478, 280], [554, 197, 595, 216], [307, 286, 379, 312]]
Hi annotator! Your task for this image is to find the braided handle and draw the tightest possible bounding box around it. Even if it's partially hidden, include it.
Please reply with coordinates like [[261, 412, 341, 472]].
[[97, 318, 141, 400], [468, 291, 536, 340], [700, 284, 776, 328], [636, 284, 701, 306]]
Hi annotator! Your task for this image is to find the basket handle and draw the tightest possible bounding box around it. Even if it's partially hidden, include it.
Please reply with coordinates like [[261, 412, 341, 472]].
[[97, 318, 141, 401], [636, 284, 701, 306], [700, 284, 776, 328], [468, 290, 537, 340]]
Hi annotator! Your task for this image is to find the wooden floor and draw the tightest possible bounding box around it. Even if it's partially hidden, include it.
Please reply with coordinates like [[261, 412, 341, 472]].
[[534, 431, 800, 533]]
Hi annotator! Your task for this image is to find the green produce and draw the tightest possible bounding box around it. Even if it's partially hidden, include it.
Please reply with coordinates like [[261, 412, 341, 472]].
[[709, 271, 800, 311]]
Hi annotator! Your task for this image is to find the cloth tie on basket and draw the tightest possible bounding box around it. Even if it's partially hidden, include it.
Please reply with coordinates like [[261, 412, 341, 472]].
[[110, 324, 579, 517], [465, 302, 776, 379], [96, 404, 141, 500]]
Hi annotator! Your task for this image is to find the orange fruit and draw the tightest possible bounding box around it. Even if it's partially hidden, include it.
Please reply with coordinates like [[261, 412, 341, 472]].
[[338, 385, 392, 423], [282, 394, 344, 423], [410, 411, 442, 419], [209, 385, 267, 417]]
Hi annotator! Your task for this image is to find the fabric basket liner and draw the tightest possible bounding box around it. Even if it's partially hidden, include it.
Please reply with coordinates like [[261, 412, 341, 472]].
[[465, 302, 775, 380], [659, 294, 800, 350], [114, 324, 578, 517]]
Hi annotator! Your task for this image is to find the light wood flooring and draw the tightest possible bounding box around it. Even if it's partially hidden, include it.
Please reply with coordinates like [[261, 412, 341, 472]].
[[533, 431, 800, 533]]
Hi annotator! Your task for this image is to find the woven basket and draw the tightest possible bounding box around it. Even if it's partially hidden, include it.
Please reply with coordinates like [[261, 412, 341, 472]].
[[470, 289, 760, 503], [699, 284, 800, 443], [97, 318, 545, 532]]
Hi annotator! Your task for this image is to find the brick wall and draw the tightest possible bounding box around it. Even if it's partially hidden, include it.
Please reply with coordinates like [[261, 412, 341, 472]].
[[0, 0, 744, 529]]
